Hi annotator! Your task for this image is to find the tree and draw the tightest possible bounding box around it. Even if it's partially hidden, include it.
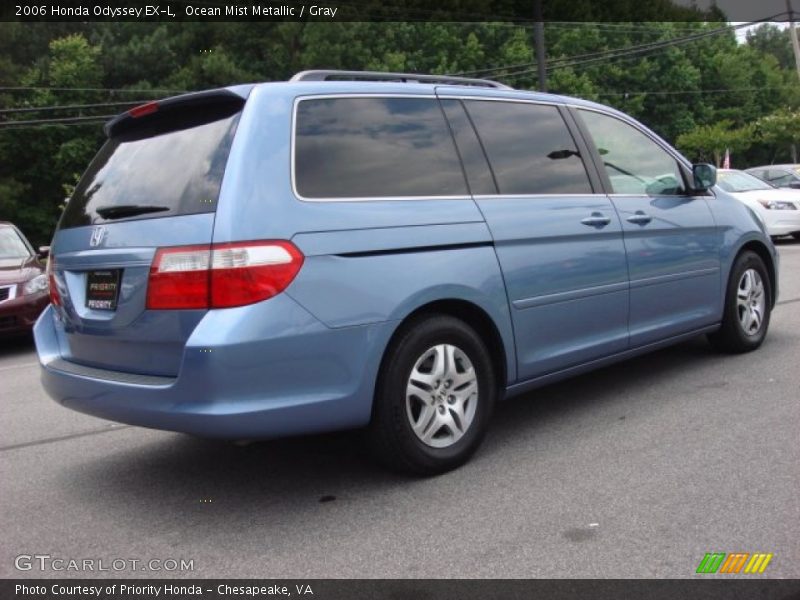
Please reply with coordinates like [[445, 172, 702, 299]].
[[1, 18, 799, 245], [0, 33, 104, 244], [755, 108, 800, 163], [746, 23, 796, 71], [675, 121, 754, 166]]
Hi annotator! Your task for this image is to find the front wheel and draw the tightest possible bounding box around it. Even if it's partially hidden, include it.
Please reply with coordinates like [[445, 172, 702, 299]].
[[367, 315, 496, 475], [708, 251, 772, 353]]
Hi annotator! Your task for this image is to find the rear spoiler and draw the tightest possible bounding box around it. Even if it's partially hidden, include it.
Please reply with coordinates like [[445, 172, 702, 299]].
[[104, 85, 253, 138]]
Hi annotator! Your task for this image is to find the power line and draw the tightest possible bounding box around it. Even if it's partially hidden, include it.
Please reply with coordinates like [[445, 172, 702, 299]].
[[0, 101, 149, 115], [0, 86, 187, 94], [456, 15, 786, 81], [454, 26, 723, 77], [0, 115, 115, 128], [594, 85, 800, 96], [0, 120, 106, 132], [544, 22, 730, 34], [498, 17, 785, 82]]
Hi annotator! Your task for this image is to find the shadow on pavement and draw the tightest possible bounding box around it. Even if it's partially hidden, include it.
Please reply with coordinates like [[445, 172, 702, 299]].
[[773, 235, 800, 246], [0, 333, 35, 359], [57, 335, 726, 536]]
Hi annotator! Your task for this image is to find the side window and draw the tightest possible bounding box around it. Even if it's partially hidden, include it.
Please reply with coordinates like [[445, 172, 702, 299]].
[[463, 100, 593, 195], [578, 109, 687, 196], [294, 97, 467, 199], [440, 99, 497, 195]]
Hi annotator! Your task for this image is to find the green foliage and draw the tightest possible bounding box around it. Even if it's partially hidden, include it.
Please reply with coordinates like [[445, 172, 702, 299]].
[[754, 108, 800, 162], [1, 20, 799, 245], [676, 120, 754, 166]]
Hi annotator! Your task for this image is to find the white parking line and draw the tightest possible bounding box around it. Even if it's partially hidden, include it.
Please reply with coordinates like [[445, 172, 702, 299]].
[[0, 362, 38, 372]]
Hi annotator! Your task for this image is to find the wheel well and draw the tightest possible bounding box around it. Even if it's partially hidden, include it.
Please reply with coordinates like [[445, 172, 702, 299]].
[[739, 241, 777, 307], [389, 300, 508, 395]]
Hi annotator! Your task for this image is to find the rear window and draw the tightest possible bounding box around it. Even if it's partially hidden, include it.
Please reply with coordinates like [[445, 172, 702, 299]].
[[60, 106, 241, 229], [294, 97, 468, 199]]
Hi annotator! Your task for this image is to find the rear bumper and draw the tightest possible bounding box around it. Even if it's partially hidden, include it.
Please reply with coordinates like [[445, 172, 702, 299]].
[[0, 290, 48, 336], [34, 297, 396, 439]]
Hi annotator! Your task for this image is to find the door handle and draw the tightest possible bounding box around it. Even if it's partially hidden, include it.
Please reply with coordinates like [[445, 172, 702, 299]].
[[581, 213, 611, 228], [626, 211, 652, 225]]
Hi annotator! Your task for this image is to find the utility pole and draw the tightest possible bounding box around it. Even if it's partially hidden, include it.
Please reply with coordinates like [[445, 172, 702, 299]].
[[534, 0, 547, 92], [788, 0, 800, 81]]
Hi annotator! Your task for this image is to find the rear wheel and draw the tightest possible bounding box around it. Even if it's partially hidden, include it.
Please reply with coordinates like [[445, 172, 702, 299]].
[[708, 251, 771, 353], [367, 315, 496, 475]]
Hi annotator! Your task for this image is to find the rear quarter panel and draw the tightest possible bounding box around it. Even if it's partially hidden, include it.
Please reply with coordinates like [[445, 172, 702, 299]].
[[215, 83, 517, 383]]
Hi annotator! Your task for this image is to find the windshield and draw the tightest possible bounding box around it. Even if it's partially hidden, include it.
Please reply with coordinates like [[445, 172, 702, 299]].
[[0, 227, 32, 259], [60, 106, 241, 229], [717, 170, 775, 193]]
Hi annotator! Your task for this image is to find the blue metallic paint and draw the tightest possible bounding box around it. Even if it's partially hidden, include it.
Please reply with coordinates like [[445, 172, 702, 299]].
[[34, 80, 778, 439], [475, 195, 629, 380], [610, 194, 721, 347], [37, 294, 397, 437]]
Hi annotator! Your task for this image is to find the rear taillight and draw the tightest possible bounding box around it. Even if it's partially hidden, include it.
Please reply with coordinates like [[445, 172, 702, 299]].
[[210, 241, 305, 308], [129, 101, 159, 118], [146, 245, 211, 310], [46, 258, 61, 307], [146, 241, 304, 310]]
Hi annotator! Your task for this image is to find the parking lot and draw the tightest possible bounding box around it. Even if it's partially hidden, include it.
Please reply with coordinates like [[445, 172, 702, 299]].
[[1, 240, 798, 579]]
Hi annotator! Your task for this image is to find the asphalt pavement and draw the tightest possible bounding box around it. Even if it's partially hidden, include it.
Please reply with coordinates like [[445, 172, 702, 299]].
[[1, 240, 799, 579]]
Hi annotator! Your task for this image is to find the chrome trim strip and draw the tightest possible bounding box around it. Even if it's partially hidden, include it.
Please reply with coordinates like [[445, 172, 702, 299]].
[[290, 93, 695, 202], [436, 94, 562, 108], [46, 357, 175, 387], [629, 267, 719, 290], [0, 284, 18, 304], [292, 93, 476, 203], [473, 193, 607, 200], [512, 281, 628, 310], [290, 70, 512, 90]]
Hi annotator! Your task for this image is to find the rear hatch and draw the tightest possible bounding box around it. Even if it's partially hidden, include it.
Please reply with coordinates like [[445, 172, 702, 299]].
[[50, 89, 247, 376]]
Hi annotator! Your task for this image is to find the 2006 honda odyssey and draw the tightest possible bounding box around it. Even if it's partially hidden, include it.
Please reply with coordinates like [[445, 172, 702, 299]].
[[35, 70, 778, 474]]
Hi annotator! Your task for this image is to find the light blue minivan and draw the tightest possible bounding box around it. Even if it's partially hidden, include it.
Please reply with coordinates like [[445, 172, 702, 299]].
[[35, 70, 778, 474]]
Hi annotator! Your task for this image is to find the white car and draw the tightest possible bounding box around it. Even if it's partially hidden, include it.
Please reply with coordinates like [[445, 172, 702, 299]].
[[717, 169, 800, 240]]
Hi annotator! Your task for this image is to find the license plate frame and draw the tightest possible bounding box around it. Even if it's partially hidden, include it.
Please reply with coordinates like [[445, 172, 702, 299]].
[[85, 269, 122, 311]]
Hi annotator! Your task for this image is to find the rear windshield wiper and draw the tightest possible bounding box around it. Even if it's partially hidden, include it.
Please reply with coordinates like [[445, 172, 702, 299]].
[[95, 204, 170, 220]]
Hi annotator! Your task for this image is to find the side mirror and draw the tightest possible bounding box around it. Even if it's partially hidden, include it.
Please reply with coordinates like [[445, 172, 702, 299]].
[[38, 246, 50, 258], [788, 181, 800, 190], [692, 163, 717, 192]]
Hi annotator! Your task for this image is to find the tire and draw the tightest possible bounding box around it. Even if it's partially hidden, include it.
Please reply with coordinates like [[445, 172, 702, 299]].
[[708, 251, 772, 353], [367, 314, 496, 476]]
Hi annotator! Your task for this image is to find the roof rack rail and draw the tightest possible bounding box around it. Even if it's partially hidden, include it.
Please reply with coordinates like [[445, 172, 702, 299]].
[[290, 70, 513, 90]]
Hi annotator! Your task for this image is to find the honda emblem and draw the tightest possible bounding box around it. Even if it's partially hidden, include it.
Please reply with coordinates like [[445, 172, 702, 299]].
[[89, 226, 107, 247]]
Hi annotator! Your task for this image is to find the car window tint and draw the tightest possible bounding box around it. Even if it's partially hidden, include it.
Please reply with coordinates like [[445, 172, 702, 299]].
[[294, 97, 467, 199], [463, 100, 592, 195], [440, 99, 497, 195], [578, 109, 686, 196], [61, 107, 241, 229]]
